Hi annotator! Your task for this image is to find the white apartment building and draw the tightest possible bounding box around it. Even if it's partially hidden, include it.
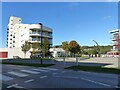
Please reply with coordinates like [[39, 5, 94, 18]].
[[7, 16, 53, 48], [49, 47, 65, 57], [0, 16, 53, 59], [108, 29, 120, 57], [109, 29, 120, 51]]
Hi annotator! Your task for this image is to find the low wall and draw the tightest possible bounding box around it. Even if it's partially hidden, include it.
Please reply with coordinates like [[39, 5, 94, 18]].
[[0, 48, 30, 59]]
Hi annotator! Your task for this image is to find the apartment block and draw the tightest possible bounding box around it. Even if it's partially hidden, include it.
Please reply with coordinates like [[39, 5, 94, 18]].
[[7, 16, 53, 48], [0, 16, 53, 59], [108, 29, 120, 57]]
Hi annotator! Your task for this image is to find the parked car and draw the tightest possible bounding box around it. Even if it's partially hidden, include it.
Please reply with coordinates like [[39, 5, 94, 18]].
[[30, 54, 42, 59], [13, 56, 21, 59]]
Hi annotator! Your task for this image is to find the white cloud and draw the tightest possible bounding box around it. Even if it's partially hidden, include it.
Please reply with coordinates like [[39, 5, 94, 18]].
[[103, 16, 112, 19]]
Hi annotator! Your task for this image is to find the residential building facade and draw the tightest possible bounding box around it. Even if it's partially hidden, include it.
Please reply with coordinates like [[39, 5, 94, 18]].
[[7, 16, 53, 48], [0, 16, 53, 59], [108, 29, 120, 57]]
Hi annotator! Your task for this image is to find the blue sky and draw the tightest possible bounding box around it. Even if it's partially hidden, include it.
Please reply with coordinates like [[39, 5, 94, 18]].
[[2, 2, 118, 48]]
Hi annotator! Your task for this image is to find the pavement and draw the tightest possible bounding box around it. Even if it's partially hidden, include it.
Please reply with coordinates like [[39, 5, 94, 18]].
[[1, 57, 120, 89], [56, 57, 119, 68]]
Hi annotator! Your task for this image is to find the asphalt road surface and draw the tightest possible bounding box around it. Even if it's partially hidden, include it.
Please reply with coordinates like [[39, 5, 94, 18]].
[[1, 64, 120, 89]]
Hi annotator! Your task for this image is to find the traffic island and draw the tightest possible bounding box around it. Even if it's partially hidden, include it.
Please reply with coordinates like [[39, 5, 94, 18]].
[[65, 65, 120, 74]]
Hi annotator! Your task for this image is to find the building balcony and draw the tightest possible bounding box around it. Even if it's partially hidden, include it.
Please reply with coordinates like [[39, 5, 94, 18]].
[[29, 33, 40, 37], [29, 41, 41, 43], [29, 34, 52, 38], [29, 24, 52, 32]]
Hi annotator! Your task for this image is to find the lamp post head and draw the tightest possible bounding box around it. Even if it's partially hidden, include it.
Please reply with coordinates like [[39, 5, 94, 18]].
[[38, 23, 43, 25]]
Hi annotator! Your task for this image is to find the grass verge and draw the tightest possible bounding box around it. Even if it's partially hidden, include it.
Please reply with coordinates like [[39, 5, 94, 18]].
[[65, 65, 120, 74], [2, 62, 54, 67], [2, 58, 55, 60]]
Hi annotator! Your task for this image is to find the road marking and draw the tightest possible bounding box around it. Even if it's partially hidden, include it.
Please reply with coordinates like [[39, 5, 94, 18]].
[[42, 68, 58, 71], [115, 86, 120, 88], [53, 75, 60, 77], [14, 85, 24, 88], [61, 71, 66, 73], [24, 79, 34, 83], [40, 76, 48, 78], [63, 76, 79, 79], [81, 78, 111, 87], [21, 70, 40, 74], [7, 84, 18, 88], [32, 69, 49, 72], [0, 74, 13, 81], [8, 71, 29, 77]]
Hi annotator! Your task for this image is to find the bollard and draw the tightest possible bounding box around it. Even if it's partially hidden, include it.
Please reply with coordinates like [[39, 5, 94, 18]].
[[52, 57, 54, 64], [63, 57, 65, 67], [76, 57, 78, 66]]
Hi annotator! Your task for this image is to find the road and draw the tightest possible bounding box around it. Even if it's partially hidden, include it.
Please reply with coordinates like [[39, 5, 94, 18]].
[[1, 63, 120, 89]]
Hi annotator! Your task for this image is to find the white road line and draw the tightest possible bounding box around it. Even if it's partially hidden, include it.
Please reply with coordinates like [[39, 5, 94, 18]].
[[7, 84, 18, 88], [32, 69, 49, 72], [0, 74, 13, 81], [8, 71, 29, 77], [63, 76, 79, 79], [53, 76, 60, 77], [24, 79, 34, 83], [42, 68, 58, 71], [61, 71, 66, 73], [115, 86, 120, 88], [81, 78, 111, 87], [40, 76, 48, 78], [21, 70, 40, 74], [14, 85, 24, 88]]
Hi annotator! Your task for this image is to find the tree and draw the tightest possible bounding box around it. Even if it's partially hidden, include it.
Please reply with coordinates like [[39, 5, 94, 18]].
[[62, 41, 69, 52], [21, 41, 31, 58], [31, 42, 40, 56], [68, 40, 81, 57], [62, 41, 69, 56], [42, 38, 50, 57]]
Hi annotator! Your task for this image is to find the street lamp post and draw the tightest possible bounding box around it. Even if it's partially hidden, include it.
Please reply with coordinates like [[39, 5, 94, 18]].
[[39, 23, 43, 64], [93, 40, 100, 57]]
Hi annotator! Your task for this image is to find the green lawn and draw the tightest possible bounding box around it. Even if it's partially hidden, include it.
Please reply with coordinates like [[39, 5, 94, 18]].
[[79, 56, 89, 59], [65, 65, 120, 74], [2, 62, 54, 67]]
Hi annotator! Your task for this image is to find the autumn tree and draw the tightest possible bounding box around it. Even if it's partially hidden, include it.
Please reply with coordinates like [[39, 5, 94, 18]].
[[68, 40, 81, 57]]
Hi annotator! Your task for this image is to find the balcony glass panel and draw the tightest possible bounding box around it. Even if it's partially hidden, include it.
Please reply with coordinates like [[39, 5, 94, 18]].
[[32, 37, 40, 41]]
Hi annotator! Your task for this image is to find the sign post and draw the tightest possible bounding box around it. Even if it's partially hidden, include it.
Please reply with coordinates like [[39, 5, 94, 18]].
[[63, 57, 65, 67], [76, 57, 78, 66]]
